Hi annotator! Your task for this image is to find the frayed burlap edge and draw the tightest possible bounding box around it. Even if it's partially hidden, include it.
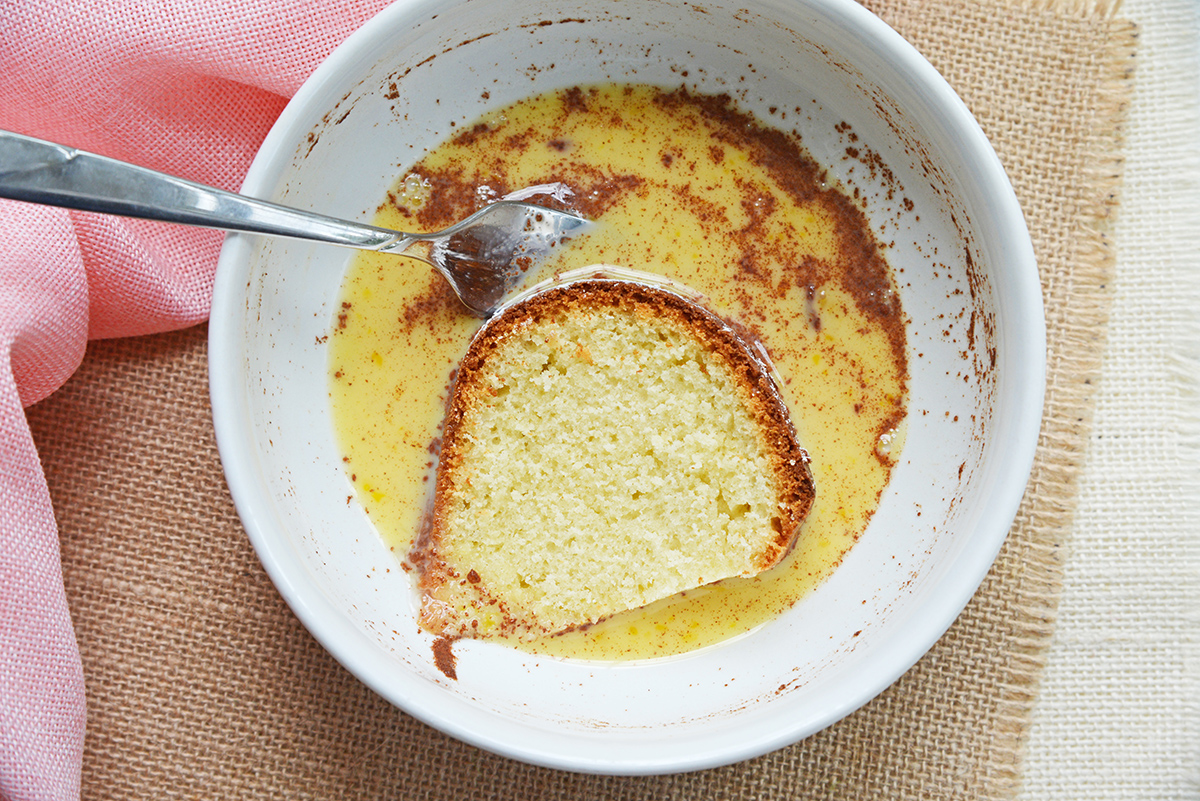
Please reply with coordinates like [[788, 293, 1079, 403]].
[[978, 9, 1139, 800]]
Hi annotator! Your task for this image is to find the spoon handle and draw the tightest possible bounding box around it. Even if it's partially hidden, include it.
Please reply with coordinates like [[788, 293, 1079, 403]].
[[0, 130, 409, 250]]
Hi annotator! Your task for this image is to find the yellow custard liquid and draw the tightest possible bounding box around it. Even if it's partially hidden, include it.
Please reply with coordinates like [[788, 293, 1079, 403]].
[[329, 84, 907, 660]]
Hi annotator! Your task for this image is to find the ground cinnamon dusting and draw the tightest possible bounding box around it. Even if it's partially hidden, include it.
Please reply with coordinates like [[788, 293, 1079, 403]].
[[431, 637, 457, 680]]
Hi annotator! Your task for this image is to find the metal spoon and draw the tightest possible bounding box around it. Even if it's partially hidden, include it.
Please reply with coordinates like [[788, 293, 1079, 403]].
[[0, 130, 588, 317]]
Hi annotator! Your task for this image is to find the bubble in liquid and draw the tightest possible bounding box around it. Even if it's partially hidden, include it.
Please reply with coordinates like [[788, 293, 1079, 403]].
[[875, 427, 898, 465], [394, 172, 432, 211]]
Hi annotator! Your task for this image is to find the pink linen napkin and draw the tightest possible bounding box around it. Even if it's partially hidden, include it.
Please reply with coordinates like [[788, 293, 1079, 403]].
[[0, 2, 390, 798]]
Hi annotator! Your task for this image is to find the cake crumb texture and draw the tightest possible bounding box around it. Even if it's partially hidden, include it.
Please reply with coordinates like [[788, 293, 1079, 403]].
[[413, 280, 814, 640]]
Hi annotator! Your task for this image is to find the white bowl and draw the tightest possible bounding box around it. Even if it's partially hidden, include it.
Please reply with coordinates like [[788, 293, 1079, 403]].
[[209, 0, 1044, 775]]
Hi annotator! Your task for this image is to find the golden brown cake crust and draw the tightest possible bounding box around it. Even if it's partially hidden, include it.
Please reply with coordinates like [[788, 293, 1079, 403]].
[[411, 278, 815, 639]]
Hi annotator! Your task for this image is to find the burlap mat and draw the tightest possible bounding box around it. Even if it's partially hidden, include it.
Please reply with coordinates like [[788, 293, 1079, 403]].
[[25, 0, 1136, 797]]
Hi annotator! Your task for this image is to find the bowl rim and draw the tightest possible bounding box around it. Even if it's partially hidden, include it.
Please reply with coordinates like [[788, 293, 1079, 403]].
[[208, 0, 1046, 774]]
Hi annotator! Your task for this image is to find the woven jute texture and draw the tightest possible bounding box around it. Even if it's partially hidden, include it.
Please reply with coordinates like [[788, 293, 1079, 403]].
[[26, 0, 1136, 797]]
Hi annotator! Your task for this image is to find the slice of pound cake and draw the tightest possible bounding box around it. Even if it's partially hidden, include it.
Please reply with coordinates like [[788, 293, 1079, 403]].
[[411, 278, 815, 640]]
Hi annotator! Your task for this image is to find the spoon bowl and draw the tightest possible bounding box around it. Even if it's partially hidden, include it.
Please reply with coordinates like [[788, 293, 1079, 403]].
[[404, 197, 588, 315]]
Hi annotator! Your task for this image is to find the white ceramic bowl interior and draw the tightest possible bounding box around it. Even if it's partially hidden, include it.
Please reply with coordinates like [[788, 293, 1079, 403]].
[[209, 0, 1044, 775]]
